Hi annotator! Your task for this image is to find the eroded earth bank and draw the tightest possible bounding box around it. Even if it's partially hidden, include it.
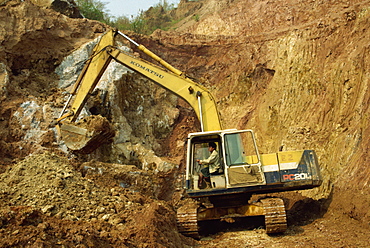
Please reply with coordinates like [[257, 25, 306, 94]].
[[0, 0, 369, 247]]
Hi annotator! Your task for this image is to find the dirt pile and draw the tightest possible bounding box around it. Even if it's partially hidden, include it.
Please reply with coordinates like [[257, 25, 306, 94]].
[[0, 152, 193, 247], [1, 152, 132, 223]]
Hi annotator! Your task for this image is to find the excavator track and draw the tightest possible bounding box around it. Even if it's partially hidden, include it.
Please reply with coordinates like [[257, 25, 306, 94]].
[[176, 205, 199, 239], [261, 198, 287, 234]]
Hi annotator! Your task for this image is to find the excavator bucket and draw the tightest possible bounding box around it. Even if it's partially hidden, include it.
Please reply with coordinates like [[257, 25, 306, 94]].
[[58, 115, 115, 154]]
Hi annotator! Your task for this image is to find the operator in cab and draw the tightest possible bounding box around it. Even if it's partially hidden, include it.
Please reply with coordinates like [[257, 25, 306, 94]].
[[197, 142, 220, 189]]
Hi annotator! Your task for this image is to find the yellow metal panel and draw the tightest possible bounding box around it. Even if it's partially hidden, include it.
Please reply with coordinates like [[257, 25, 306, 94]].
[[260, 153, 279, 166], [260, 153, 279, 172], [245, 155, 259, 164], [277, 150, 304, 170], [277, 150, 303, 163]]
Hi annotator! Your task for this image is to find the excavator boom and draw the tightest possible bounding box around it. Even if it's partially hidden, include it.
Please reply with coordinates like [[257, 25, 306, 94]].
[[57, 29, 222, 152]]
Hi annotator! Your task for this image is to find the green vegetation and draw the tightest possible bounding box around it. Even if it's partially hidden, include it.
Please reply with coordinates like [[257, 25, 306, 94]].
[[75, 0, 178, 35], [75, 0, 111, 24]]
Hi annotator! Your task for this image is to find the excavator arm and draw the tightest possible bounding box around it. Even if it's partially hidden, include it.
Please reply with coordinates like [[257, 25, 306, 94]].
[[57, 29, 222, 153]]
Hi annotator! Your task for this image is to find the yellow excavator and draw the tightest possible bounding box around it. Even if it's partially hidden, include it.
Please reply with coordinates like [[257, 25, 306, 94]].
[[55, 29, 322, 237]]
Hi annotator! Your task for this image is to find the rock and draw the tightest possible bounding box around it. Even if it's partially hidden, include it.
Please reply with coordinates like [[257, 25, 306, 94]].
[[101, 214, 110, 221], [0, 63, 9, 101], [31, 0, 83, 18], [41, 205, 55, 213]]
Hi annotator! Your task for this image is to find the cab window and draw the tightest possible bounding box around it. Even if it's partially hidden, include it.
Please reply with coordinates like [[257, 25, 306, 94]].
[[224, 131, 259, 166]]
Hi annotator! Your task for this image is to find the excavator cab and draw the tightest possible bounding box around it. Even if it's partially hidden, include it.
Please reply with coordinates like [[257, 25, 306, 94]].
[[185, 129, 321, 198], [185, 129, 266, 194]]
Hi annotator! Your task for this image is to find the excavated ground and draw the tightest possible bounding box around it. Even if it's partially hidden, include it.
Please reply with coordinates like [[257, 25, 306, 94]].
[[0, 0, 369, 247]]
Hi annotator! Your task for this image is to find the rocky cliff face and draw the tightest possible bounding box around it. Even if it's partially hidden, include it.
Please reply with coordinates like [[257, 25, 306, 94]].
[[0, 0, 369, 247], [0, 1, 106, 161]]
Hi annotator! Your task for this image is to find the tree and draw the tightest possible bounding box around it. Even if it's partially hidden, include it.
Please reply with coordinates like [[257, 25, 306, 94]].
[[113, 16, 131, 31], [75, 0, 178, 35], [140, 0, 176, 34], [75, 0, 111, 24]]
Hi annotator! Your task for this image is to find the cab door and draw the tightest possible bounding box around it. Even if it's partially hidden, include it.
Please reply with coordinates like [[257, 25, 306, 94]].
[[222, 130, 266, 187]]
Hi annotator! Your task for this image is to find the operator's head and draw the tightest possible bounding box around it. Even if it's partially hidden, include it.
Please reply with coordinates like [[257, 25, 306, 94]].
[[208, 142, 217, 151]]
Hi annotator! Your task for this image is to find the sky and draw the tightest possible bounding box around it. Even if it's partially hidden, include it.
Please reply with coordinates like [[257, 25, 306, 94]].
[[104, 0, 180, 18]]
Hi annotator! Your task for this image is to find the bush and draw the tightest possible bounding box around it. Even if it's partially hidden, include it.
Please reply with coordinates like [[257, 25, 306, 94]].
[[75, 0, 110, 23], [75, 0, 178, 35]]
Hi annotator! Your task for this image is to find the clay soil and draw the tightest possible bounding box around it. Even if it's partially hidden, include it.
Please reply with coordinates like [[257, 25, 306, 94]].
[[0, 0, 369, 247]]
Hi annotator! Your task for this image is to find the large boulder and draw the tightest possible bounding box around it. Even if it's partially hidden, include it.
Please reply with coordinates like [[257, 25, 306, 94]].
[[31, 0, 82, 18]]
